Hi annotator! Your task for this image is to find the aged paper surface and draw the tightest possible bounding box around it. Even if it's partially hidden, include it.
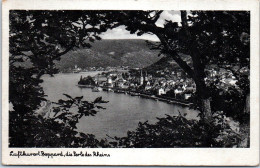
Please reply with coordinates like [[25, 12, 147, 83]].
[[2, 0, 259, 166]]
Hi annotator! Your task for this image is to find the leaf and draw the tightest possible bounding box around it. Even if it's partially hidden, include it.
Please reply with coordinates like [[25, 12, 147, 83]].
[[58, 99, 64, 104], [83, 43, 92, 48], [96, 106, 105, 109], [80, 133, 88, 139], [75, 96, 83, 100], [95, 36, 101, 40], [94, 97, 102, 103], [63, 94, 72, 99], [55, 113, 68, 120], [100, 100, 109, 103], [89, 37, 95, 42], [53, 107, 60, 113]]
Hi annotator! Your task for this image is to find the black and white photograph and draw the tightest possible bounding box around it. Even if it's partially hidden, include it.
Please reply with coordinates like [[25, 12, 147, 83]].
[[2, 0, 259, 166]]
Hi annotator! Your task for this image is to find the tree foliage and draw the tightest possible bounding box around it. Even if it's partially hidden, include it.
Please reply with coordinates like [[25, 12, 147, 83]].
[[9, 10, 115, 147], [10, 10, 116, 111], [78, 75, 96, 85], [109, 112, 247, 148], [10, 95, 109, 147], [112, 10, 250, 122]]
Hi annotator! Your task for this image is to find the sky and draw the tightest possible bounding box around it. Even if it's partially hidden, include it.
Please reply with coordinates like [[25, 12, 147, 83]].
[[100, 10, 181, 41]]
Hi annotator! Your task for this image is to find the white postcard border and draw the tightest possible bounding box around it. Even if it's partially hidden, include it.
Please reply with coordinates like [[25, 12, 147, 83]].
[[2, 0, 259, 166]]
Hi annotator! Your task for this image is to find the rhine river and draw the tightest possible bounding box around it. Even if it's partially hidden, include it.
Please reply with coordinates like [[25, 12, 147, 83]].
[[41, 72, 199, 140]]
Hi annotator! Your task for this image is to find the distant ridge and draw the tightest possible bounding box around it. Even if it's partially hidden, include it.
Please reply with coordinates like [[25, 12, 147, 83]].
[[55, 39, 162, 71], [144, 53, 192, 73]]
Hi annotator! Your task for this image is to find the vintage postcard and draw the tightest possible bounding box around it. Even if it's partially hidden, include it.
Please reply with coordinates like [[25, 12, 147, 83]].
[[2, 0, 259, 166]]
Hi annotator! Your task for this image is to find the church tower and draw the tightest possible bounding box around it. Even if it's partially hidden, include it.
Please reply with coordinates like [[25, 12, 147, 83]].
[[140, 70, 144, 85], [107, 76, 112, 84], [145, 71, 148, 82]]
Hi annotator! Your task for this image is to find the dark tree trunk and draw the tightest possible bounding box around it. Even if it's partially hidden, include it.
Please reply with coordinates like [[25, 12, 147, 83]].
[[156, 12, 213, 123], [201, 98, 212, 123], [190, 39, 213, 124], [194, 78, 213, 124], [244, 93, 250, 114], [195, 79, 214, 147]]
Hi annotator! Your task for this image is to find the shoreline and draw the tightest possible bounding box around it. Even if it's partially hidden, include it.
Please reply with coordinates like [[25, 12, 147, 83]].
[[76, 84, 193, 107]]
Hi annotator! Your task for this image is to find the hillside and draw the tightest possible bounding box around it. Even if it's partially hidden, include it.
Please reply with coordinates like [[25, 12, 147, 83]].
[[144, 53, 192, 73], [55, 39, 161, 71]]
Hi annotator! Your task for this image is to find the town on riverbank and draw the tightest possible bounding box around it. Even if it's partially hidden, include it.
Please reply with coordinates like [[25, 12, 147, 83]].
[[77, 64, 243, 107]]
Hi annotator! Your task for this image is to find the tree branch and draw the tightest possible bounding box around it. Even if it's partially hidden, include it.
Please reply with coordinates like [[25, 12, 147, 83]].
[[166, 52, 194, 79], [181, 11, 189, 34], [151, 11, 163, 23], [180, 11, 206, 79], [53, 45, 74, 60], [119, 11, 196, 80], [154, 31, 195, 79]]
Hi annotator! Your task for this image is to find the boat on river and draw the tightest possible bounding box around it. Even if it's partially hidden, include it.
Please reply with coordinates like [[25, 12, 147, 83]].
[[114, 89, 125, 94], [77, 84, 94, 88], [103, 88, 113, 92], [92, 87, 102, 92], [108, 88, 114, 92], [130, 92, 140, 96], [150, 95, 158, 101]]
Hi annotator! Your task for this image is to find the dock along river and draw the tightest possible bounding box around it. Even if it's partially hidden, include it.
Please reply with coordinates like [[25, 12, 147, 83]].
[[41, 72, 199, 140]]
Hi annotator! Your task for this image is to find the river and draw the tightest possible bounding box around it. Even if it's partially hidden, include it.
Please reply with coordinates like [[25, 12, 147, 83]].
[[41, 72, 199, 140]]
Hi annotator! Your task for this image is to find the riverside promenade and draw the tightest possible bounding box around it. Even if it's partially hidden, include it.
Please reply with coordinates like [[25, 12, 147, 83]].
[[102, 87, 193, 107]]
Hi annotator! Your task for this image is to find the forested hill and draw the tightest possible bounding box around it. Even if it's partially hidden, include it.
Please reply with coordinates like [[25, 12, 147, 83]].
[[144, 53, 192, 73], [55, 39, 162, 71]]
